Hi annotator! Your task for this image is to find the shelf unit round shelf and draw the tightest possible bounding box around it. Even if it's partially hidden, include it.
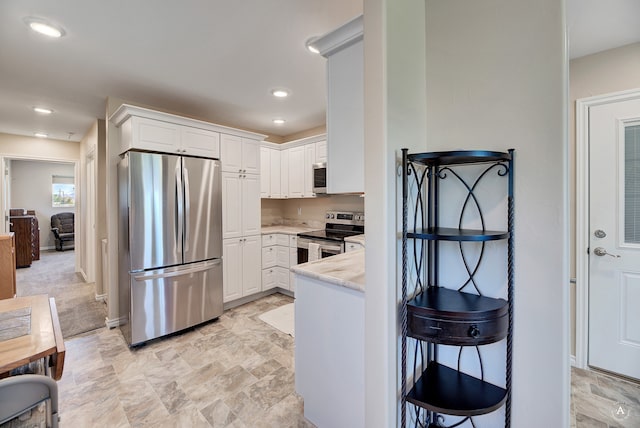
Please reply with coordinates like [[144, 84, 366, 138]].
[[407, 362, 507, 417], [407, 150, 512, 166], [407, 227, 509, 242]]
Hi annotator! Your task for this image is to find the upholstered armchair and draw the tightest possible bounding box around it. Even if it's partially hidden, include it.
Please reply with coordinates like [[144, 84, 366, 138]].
[[50, 212, 74, 251]]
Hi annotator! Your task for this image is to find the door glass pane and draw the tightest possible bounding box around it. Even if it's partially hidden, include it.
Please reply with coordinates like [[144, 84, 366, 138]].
[[625, 124, 640, 244]]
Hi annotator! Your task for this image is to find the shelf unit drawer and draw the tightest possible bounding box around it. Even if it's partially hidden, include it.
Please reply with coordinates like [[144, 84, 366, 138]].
[[407, 287, 508, 346], [275, 234, 289, 246], [262, 234, 277, 246]]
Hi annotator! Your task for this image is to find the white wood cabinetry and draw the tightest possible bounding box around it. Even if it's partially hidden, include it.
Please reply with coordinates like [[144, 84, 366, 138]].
[[315, 16, 364, 194], [119, 116, 220, 158], [345, 242, 364, 252], [315, 140, 327, 163], [288, 146, 305, 198], [261, 233, 298, 292], [280, 149, 289, 198], [304, 144, 316, 197], [221, 172, 260, 239], [223, 235, 261, 302], [221, 134, 260, 174], [260, 147, 270, 198]]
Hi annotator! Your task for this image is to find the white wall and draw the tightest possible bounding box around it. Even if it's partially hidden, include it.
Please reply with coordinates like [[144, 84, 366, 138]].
[[10, 160, 75, 248], [364, 0, 568, 427], [423, 1, 568, 426]]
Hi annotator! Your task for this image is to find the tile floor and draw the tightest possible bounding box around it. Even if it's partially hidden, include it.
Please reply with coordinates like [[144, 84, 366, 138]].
[[56, 293, 315, 428], [571, 367, 640, 427]]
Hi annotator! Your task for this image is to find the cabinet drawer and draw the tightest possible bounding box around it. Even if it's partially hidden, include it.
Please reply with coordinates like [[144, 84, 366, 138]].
[[262, 234, 277, 247], [407, 287, 508, 346], [276, 234, 289, 246], [262, 246, 276, 268]]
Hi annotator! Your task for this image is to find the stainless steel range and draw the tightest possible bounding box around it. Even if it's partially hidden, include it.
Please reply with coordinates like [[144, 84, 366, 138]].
[[297, 211, 364, 264]]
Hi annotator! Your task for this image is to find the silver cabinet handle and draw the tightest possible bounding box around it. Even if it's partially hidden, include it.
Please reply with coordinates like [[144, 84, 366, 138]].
[[593, 247, 620, 258]]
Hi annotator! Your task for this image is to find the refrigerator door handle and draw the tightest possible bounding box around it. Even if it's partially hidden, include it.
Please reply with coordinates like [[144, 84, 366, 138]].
[[184, 165, 190, 253], [175, 160, 184, 255], [132, 259, 221, 281]]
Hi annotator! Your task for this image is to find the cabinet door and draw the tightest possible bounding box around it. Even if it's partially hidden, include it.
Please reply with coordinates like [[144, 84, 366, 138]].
[[221, 134, 243, 172], [223, 238, 242, 302], [260, 147, 271, 198], [242, 138, 261, 175], [242, 235, 262, 296], [275, 267, 290, 290], [316, 140, 327, 163], [241, 174, 261, 236], [269, 149, 281, 198], [221, 172, 242, 239], [280, 149, 289, 198], [262, 268, 277, 291], [289, 247, 298, 268], [181, 127, 220, 158], [304, 144, 316, 197], [288, 146, 305, 198], [326, 40, 364, 194], [131, 117, 181, 154], [276, 245, 289, 268]]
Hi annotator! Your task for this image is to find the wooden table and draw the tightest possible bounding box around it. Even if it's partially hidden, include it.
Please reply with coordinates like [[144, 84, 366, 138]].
[[0, 295, 65, 380]]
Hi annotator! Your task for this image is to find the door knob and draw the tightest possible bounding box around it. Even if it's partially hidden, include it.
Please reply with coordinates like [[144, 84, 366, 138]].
[[593, 247, 620, 258]]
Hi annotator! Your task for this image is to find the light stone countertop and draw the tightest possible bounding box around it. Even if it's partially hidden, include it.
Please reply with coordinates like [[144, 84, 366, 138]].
[[344, 234, 365, 246], [261, 225, 318, 235], [291, 249, 364, 292]]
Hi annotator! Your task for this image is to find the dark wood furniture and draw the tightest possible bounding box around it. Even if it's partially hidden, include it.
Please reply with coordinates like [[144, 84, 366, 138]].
[[25, 210, 40, 261], [0, 234, 16, 299], [9, 216, 38, 268], [401, 150, 514, 427]]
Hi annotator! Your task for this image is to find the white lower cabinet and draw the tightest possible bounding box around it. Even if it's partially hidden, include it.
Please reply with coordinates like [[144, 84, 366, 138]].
[[223, 235, 261, 302], [261, 233, 298, 292]]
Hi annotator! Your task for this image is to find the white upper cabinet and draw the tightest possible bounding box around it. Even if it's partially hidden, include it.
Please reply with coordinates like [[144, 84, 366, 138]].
[[304, 144, 316, 197], [315, 15, 364, 194], [181, 127, 220, 158], [288, 146, 305, 198], [120, 116, 220, 158], [316, 140, 327, 163], [221, 134, 261, 174], [280, 149, 289, 198], [260, 147, 270, 198], [111, 104, 264, 160], [269, 149, 282, 198]]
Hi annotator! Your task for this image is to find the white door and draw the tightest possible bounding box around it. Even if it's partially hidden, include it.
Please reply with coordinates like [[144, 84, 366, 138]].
[[221, 172, 242, 239], [588, 96, 640, 380], [260, 147, 270, 198], [241, 139, 261, 175], [288, 146, 305, 198]]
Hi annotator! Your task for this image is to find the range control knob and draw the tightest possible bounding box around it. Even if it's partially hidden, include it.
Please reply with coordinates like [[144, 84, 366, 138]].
[[326, 214, 331, 219], [468, 325, 480, 338]]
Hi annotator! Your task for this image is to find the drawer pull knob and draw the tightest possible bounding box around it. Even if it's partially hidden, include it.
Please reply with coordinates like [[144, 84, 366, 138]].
[[468, 325, 480, 338]]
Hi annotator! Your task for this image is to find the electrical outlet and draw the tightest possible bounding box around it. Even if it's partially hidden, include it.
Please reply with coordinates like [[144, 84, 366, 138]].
[[297, 207, 302, 216]]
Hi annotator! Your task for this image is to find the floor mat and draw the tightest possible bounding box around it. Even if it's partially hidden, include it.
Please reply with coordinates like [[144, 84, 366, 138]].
[[258, 303, 294, 337]]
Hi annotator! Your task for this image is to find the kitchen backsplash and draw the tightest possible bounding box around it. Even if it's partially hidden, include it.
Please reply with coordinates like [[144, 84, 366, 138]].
[[261, 195, 365, 228]]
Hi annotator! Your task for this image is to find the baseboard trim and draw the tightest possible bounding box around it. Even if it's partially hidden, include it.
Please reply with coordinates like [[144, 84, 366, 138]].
[[105, 316, 125, 329], [95, 293, 107, 302]]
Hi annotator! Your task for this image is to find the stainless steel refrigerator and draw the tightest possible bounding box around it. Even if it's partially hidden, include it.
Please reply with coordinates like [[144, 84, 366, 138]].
[[118, 151, 223, 345]]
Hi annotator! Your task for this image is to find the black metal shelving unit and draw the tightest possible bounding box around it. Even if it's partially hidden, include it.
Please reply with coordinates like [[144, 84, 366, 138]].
[[401, 149, 514, 428]]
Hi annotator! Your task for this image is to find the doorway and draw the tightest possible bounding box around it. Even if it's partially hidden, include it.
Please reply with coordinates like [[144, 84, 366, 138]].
[[576, 88, 640, 381]]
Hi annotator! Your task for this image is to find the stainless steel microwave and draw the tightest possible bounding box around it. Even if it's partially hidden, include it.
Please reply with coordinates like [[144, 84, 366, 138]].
[[312, 162, 327, 194]]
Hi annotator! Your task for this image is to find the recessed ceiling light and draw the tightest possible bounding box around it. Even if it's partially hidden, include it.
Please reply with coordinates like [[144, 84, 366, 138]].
[[24, 17, 65, 38], [33, 106, 53, 114], [306, 37, 320, 54], [273, 119, 286, 125], [271, 89, 289, 98], [34, 132, 48, 138]]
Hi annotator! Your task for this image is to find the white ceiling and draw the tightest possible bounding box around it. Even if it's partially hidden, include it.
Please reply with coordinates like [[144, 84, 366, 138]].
[[0, 1, 638, 143]]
